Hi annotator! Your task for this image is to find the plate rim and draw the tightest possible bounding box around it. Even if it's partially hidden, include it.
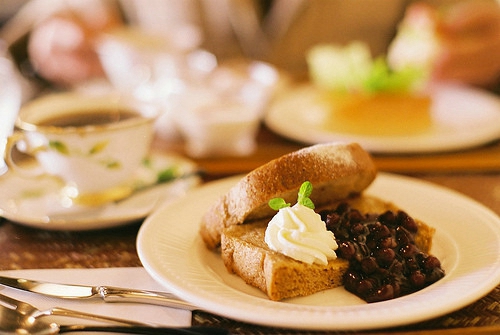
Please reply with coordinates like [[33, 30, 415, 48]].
[[137, 173, 500, 330], [264, 83, 500, 154]]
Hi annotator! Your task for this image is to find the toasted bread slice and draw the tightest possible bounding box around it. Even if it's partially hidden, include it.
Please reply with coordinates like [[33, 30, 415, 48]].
[[221, 195, 435, 301], [222, 220, 349, 301], [201, 142, 377, 249]]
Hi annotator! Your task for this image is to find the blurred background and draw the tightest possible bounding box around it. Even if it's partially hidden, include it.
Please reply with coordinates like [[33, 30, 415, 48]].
[[1, 0, 499, 160]]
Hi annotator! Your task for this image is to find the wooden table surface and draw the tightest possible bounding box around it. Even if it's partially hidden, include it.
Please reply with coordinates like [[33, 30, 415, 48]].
[[1, 126, 500, 335]]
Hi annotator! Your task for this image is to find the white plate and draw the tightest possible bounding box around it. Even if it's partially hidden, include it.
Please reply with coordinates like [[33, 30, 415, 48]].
[[137, 173, 500, 330], [0, 152, 200, 230], [265, 84, 500, 154]]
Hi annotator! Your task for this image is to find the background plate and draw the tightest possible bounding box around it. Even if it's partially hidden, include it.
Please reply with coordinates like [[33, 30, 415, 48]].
[[265, 84, 500, 154], [138, 173, 500, 330]]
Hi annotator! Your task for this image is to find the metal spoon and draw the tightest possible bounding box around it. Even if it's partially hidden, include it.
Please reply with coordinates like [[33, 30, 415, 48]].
[[0, 303, 226, 335]]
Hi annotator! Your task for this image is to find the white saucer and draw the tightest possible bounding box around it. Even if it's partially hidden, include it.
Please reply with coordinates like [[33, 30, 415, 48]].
[[0, 152, 200, 230]]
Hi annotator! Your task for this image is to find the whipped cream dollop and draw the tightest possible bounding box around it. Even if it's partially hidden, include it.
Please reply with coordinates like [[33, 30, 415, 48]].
[[264, 203, 338, 265]]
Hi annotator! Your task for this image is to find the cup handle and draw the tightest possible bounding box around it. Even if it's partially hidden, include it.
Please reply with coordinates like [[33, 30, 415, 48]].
[[4, 131, 45, 177]]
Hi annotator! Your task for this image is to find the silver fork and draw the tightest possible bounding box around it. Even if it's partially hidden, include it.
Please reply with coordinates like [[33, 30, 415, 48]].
[[0, 292, 149, 326], [0, 303, 226, 334]]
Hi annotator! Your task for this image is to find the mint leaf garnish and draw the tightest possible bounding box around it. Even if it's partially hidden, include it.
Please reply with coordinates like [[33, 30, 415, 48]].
[[269, 198, 290, 211], [269, 181, 315, 211], [298, 181, 315, 209]]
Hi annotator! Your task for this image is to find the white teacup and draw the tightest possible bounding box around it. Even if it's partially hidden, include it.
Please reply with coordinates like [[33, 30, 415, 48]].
[[5, 92, 158, 206]]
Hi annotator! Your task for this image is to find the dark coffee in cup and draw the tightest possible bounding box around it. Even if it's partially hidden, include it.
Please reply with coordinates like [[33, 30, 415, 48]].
[[37, 109, 140, 128]]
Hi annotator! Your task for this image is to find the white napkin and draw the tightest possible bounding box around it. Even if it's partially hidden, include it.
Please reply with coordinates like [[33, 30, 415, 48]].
[[0, 267, 192, 327]]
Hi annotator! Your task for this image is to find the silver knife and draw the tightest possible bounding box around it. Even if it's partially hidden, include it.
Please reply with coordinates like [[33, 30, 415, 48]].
[[0, 275, 198, 311]]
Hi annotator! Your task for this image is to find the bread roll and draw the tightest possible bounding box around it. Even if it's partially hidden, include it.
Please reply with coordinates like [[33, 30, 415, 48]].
[[200, 142, 377, 249]]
